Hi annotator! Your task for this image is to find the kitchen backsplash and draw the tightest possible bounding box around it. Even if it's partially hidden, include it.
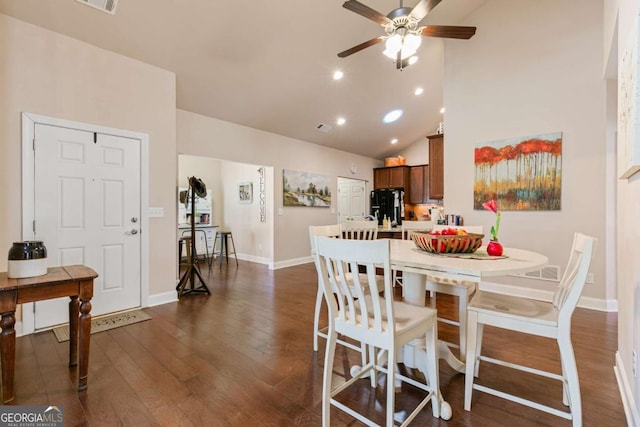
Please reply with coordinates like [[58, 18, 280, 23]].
[[405, 203, 443, 221]]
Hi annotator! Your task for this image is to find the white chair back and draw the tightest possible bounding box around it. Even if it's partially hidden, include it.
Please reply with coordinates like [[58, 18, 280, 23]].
[[400, 220, 432, 240], [309, 224, 343, 290], [341, 220, 378, 240], [315, 236, 392, 336], [433, 224, 484, 235], [308, 224, 341, 253], [552, 232, 596, 315]]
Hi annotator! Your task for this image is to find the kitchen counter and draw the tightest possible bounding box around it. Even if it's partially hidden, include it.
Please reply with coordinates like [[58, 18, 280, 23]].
[[178, 224, 219, 229], [377, 224, 433, 239]]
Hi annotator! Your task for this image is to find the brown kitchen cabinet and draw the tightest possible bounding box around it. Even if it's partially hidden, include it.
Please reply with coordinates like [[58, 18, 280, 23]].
[[408, 165, 429, 204], [373, 165, 409, 190], [427, 134, 444, 200]]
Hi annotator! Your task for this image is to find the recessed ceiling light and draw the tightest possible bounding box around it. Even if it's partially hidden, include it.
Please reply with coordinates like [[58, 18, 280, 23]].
[[440, 107, 446, 114], [414, 87, 424, 96], [383, 109, 403, 124], [333, 70, 344, 80], [390, 138, 398, 144], [336, 117, 346, 126]]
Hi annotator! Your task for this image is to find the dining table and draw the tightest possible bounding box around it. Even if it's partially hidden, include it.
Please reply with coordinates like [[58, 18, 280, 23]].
[[388, 239, 549, 373]]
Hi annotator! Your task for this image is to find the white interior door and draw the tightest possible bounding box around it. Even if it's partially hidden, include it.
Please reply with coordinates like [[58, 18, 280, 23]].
[[33, 123, 141, 329], [337, 177, 367, 223]]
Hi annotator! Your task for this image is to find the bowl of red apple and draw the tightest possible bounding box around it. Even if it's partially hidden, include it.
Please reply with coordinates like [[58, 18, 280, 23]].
[[412, 228, 484, 254]]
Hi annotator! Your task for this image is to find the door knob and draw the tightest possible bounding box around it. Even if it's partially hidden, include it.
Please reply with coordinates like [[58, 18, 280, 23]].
[[125, 229, 139, 235], [131, 217, 138, 223]]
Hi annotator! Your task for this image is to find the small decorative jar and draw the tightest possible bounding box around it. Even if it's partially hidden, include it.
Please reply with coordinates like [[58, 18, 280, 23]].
[[7, 241, 48, 279]]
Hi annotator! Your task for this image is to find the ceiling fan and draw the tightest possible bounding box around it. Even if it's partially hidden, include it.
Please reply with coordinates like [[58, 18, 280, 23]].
[[338, 0, 476, 70]]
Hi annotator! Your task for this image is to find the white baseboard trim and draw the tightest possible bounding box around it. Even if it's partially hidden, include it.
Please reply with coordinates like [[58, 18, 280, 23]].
[[236, 253, 270, 266], [15, 321, 24, 338], [615, 351, 640, 427], [478, 281, 618, 312], [147, 290, 178, 307], [272, 256, 313, 270]]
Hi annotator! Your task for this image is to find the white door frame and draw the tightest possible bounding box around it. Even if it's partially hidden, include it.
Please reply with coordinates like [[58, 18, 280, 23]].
[[20, 112, 150, 335]]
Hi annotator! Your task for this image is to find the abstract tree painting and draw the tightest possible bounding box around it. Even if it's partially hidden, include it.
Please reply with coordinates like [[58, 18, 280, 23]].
[[474, 132, 562, 211]]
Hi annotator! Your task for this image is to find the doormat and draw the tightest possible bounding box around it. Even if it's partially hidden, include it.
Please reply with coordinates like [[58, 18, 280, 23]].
[[51, 309, 152, 343]]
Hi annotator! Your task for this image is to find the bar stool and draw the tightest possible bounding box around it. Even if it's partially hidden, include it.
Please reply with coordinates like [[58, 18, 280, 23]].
[[181, 229, 212, 268], [177, 236, 192, 267], [214, 229, 238, 268]]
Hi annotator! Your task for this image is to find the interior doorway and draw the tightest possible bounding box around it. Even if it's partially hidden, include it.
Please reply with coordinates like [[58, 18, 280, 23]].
[[337, 177, 368, 223], [178, 155, 275, 267]]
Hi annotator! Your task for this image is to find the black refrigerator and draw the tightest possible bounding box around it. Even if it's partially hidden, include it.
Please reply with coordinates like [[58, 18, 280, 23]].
[[370, 189, 404, 226]]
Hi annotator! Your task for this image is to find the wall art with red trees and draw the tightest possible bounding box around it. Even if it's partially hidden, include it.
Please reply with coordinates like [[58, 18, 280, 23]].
[[474, 132, 562, 211]]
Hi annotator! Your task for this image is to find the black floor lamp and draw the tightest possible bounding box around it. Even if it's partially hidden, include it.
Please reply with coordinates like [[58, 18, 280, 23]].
[[176, 176, 210, 297]]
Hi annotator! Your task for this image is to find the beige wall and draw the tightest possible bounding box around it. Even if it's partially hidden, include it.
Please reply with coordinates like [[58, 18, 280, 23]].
[[0, 15, 177, 298], [396, 137, 429, 166], [443, 0, 609, 302], [611, 0, 640, 422], [177, 109, 381, 265]]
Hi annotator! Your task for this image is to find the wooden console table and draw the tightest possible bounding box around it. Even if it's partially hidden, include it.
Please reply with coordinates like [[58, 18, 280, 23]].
[[0, 265, 97, 403]]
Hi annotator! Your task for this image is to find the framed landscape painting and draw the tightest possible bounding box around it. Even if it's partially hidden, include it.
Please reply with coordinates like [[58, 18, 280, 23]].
[[474, 132, 562, 211], [283, 169, 331, 207]]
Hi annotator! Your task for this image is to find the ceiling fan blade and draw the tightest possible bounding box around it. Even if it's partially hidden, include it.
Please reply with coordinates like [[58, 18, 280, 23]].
[[420, 25, 477, 39], [342, 0, 391, 26], [410, 0, 442, 23], [338, 36, 386, 58]]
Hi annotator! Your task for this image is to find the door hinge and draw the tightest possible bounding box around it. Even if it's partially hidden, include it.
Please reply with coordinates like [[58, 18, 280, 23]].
[[93, 132, 97, 144], [32, 220, 36, 234], [32, 137, 35, 151]]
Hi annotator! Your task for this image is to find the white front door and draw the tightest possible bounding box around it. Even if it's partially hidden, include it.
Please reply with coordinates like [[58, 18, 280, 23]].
[[32, 123, 141, 329], [337, 177, 367, 223]]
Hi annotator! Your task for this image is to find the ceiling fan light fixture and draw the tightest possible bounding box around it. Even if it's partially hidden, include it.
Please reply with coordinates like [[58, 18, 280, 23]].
[[382, 32, 421, 60], [383, 34, 403, 57]]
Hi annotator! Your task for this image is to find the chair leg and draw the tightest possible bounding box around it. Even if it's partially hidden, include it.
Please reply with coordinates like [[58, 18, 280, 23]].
[[464, 310, 479, 411], [474, 322, 485, 378], [562, 363, 569, 406], [322, 326, 337, 427], [458, 292, 468, 362], [313, 285, 324, 352], [386, 343, 396, 427], [229, 233, 238, 266], [558, 334, 582, 426], [426, 319, 442, 418], [368, 345, 376, 388]]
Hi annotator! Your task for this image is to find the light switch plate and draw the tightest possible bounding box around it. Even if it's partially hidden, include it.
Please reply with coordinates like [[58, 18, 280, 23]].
[[148, 207, 164, 218]]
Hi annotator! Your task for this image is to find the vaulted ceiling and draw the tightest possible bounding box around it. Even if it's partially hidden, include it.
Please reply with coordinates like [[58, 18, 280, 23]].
[[0, 0, 486, 158]]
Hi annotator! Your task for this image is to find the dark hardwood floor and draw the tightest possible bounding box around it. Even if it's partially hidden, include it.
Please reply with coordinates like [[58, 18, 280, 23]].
[[9, 260, 625, 426]]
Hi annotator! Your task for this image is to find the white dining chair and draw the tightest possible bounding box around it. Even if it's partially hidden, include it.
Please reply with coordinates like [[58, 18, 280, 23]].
[[310, 225, 384, 383], [464, 232, 596, 427], [341, 220, 378, 240], [315, 236, 450, 426], [426, 224, 484, 360], [395, 221, 432, 289], [400, 220, 432, 240]]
